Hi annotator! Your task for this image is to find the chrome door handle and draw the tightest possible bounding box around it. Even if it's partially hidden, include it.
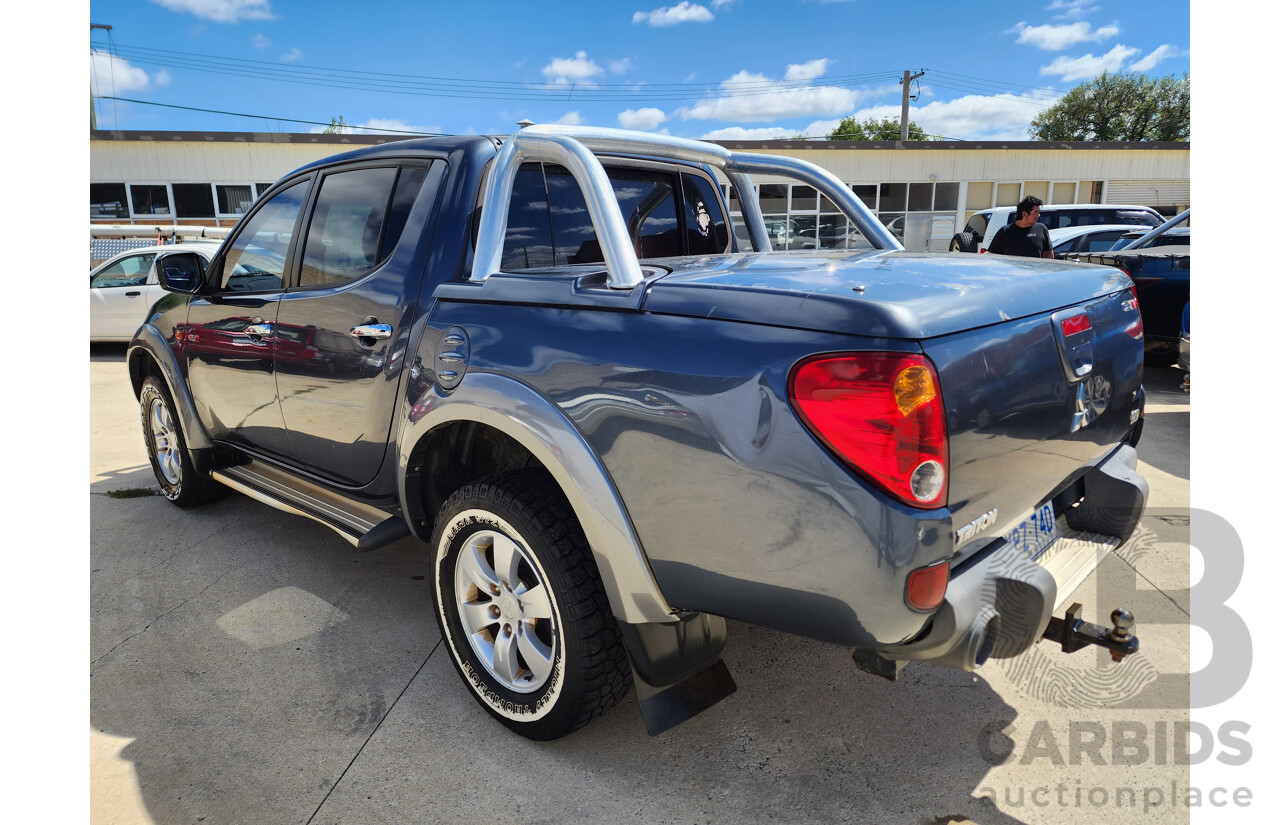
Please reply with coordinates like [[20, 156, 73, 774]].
[[244, 323, 273, 337], [349, 323, 392, 340]]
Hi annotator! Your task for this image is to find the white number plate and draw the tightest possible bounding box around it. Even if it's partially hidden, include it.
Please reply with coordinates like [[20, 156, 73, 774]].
[[1003, 502, 1059, 560]]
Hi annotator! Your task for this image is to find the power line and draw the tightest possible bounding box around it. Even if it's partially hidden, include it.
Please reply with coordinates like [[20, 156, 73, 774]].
[[95, 97, 450, 135]]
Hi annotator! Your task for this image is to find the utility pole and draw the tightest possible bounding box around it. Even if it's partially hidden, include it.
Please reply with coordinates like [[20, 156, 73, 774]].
[[90, 24, 112, 131], [899, 69, 925, 141]]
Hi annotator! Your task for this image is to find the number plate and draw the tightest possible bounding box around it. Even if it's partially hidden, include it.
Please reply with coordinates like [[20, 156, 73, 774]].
[[1003, 502, 1059, 560]]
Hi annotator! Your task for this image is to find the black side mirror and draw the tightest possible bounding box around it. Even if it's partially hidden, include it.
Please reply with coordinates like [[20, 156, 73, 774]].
[[156, 252, 207, 294]]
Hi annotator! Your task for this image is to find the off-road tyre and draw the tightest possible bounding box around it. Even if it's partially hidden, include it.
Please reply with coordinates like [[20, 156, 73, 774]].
[[430, 469, 631, 740], [950, 230, 978, 253], [139, 375, 226, 507]]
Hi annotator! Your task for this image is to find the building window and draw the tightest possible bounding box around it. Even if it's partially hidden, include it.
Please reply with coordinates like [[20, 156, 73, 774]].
[[851, 185, 877, 210], [216, 185, 255, 216], [255, 183, 274, 198], [130, 184, 171, 216], [91, 183, 128, 219], [173, 184, 216, 218], [758, 184, 787, 215], [934, 182, 959, 212]]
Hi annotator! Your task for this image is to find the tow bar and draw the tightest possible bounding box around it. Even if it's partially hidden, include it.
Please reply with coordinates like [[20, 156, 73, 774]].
[[1042, 602, 1139, 662]]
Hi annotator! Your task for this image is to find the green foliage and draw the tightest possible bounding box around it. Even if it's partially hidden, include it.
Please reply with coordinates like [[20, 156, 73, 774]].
[[322, 116, 349, 134], [1029, 72, 1189, 141], [827, 115, 935, 141]]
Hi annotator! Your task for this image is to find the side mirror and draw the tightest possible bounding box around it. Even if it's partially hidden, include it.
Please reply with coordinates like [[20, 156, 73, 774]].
[[156, 252, 207, 294]]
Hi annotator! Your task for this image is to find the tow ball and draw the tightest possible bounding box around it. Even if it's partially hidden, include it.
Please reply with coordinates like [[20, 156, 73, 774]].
[[1041, 602, 1139, 662]]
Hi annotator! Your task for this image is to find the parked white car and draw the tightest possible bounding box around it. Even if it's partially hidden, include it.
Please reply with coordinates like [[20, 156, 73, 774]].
[[90, 241, 221, 342], [1047, 224, 1138, 257], [949, 204, 1164, 253]]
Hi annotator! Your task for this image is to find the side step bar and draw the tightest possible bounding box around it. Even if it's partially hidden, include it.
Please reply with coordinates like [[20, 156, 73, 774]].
[[211, 462, 410, 552]]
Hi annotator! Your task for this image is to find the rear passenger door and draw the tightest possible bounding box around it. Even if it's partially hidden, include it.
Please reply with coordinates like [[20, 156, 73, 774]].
[[273, 160, 444, 486]]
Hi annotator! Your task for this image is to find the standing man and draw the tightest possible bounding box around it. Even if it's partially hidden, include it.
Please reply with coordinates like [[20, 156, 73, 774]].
[[987, 196, 1054, 258]]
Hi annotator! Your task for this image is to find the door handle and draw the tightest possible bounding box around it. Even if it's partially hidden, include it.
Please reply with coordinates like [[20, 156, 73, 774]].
[[349, 323, 392, 340], [125, 291, 141, 297], [244, 323, 273, 338]]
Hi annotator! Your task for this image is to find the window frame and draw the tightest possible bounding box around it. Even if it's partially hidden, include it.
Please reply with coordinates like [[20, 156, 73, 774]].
[[288, 160, 433, 294], [90, 182, 130, 220], [126, 182, 174, 218], [214, 182, 260, 219], [204, 173, 315, 297]]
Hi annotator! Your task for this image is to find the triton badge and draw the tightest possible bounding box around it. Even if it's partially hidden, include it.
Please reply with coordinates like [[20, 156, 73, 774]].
[[955, 508, 998, 546]]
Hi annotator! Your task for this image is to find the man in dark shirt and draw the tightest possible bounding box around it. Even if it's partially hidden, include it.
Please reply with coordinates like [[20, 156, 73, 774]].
[[987, 196, 1054, 258]]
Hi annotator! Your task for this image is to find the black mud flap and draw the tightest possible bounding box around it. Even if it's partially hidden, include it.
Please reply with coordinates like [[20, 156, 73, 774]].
[[1064, 444, 1148, 541], [618, 613, 737, 736]]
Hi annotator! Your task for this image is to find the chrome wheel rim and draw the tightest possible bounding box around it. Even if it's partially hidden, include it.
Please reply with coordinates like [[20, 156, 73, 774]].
[[454, 529, 557, 693], [148, 395, 181, 486]]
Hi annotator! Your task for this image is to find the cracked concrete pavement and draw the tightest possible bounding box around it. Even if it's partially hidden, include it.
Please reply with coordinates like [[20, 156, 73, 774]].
[[90, 344, 1191, 824]]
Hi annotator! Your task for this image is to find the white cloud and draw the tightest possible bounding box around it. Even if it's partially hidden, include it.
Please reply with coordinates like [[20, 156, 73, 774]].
[[1048, 0, 1097, 20], [89, 51, 153, 94], [678, 67, 861, 122], [711, 0, 735, 8], [154, 70, 172, 88], [609, 58, 632, 75], [541, 51, 603, 85], [357, 118, 440, 134], [1040, 44, 1139, 81], [699, 125, 795, 140], [553, 111, 585, 126], [1012, 21, 1120, 50], [281, 47, 303, 62], [632, 2, 714, 26], [618, 107, 668, 130], [784, 59, 829, 83], [148, 0, 274, 24], [1128, 44, 1180, 72], [252, 33, 270, 48], [886, 92, 1053, 141]]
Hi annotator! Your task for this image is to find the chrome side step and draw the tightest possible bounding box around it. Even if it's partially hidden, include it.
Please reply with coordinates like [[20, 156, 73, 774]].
[[211, 462, 410, 552]]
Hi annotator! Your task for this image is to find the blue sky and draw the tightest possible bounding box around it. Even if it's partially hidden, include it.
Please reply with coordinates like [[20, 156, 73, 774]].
[[87, 0, 1189, 141]]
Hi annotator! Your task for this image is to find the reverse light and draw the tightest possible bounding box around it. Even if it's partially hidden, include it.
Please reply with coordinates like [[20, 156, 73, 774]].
[[789, 353, 949, 508], [906, 560, 950, 611]]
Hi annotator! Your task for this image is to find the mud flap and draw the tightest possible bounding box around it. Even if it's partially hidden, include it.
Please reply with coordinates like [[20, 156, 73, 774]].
[[618, 613, 737, 736]]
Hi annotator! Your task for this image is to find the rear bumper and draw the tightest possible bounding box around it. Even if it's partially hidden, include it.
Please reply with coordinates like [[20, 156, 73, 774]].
[[875, 443, 1147, 671]]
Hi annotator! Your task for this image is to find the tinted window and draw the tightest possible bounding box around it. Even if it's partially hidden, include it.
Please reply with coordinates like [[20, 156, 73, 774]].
[[91, 253, 157, 288], [501, 163, 684, 267], [91, 183, 128, 219], [682, 173, 729, 255], [173, 184, 216, 218], [381, 166, 431, 261], [1085, 231, 1127, 251], [130, 185, 171, 216], [219, 180, 309, 292], [299, 167, 398, 287], [964, 213, 988, 236], [1117, 210, 1162, 227], [501, 164, 555, 269]]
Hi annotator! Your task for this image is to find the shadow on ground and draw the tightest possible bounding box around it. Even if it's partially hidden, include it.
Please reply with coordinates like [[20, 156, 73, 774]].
[[90, 470, 1026, 825]]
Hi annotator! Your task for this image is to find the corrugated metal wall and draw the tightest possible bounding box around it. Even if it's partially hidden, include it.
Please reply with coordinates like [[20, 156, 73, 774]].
[[92, 141, 343, 184]]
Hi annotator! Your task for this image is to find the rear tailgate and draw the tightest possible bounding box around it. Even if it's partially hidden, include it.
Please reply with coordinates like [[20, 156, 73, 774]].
[[923, 287, 1144, 562]]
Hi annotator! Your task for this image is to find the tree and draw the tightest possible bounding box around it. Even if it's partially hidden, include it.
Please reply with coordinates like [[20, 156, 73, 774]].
[[1029, 72, 1189, 141], [322, 116, 349, 134], [827, 115, 936, 141]]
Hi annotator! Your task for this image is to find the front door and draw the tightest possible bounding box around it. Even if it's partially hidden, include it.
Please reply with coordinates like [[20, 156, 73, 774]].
[[274, 161, 442, 486], [90, 250, 159, 340], [186, 179, 311, 460]]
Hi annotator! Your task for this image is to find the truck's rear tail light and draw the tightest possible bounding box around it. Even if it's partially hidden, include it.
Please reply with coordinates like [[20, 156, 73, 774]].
[[1059, 314, 1091, 337], [789, 353, 949, 508], [906, 560, 950, 611]]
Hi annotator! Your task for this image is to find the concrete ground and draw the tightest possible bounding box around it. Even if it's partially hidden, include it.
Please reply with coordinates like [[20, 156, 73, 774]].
[[90, 345, 1190, 825]]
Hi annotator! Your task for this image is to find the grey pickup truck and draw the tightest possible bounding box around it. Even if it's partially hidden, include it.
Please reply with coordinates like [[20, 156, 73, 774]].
[[128, 125, 1147, 740]]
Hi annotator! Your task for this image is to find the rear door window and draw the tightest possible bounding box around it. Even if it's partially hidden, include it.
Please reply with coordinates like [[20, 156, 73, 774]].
[[963, 213, 988, 237], [299, 167, 398, 287]]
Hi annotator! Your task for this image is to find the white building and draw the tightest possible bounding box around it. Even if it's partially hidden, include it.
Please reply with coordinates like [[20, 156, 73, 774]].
[[91, 130, 1189, 252]]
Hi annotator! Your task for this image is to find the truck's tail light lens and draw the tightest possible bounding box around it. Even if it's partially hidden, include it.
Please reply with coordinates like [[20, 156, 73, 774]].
[[906, 560, 950, 611], [1060, 314, 1091, 337], [789, 353, 949, 508]]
